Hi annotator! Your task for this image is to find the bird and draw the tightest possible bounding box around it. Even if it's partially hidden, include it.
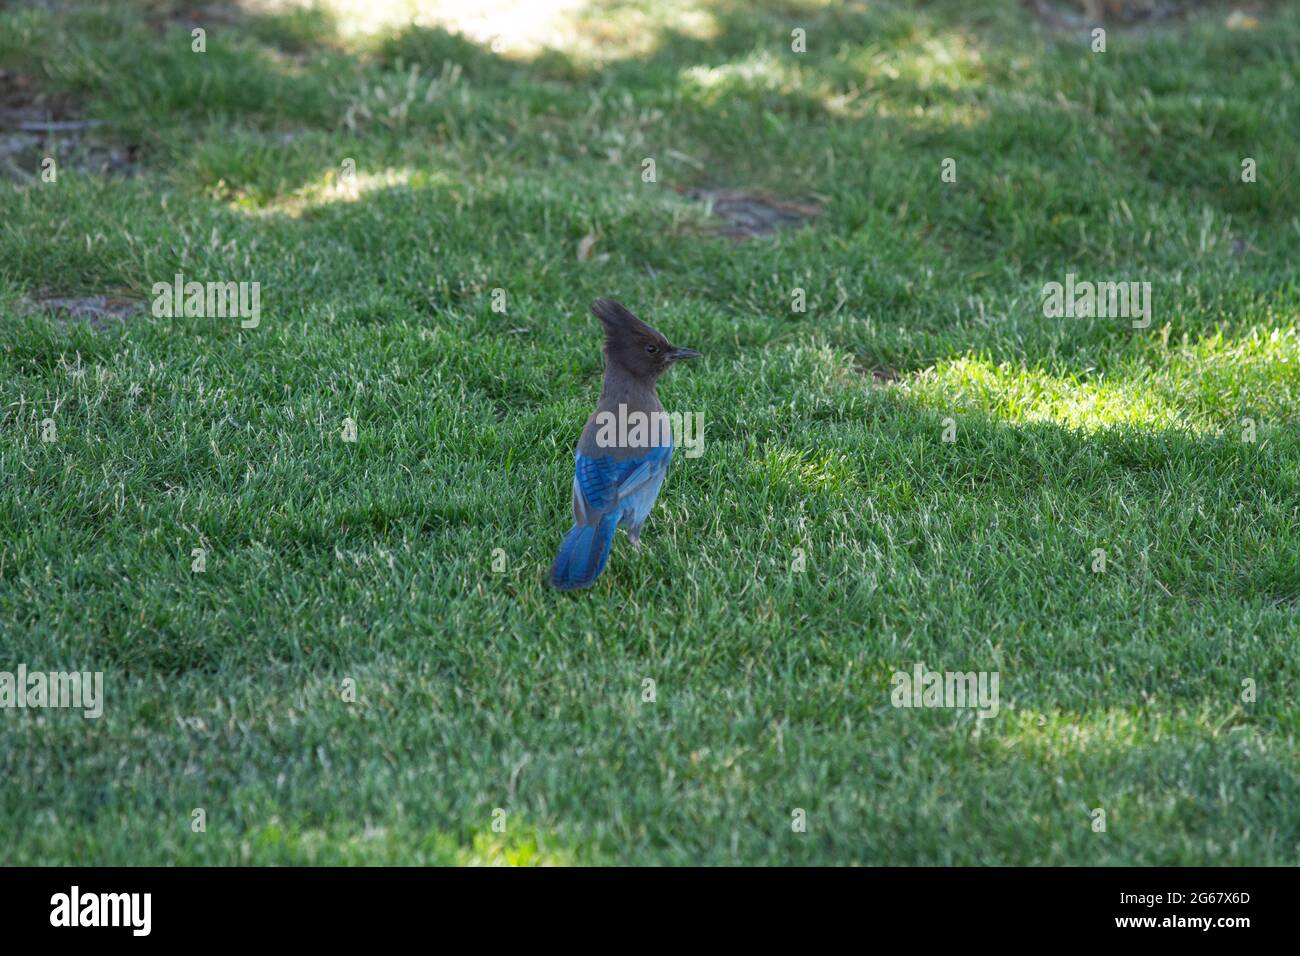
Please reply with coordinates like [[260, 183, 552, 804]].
[[550, 298, 701, 590]]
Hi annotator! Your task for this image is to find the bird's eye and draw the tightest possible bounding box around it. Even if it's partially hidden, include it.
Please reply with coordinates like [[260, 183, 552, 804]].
[[645, 345, 659, 354]]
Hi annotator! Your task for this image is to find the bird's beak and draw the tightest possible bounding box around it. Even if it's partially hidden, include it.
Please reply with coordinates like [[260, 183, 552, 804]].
[[669, 346, 702, 361]]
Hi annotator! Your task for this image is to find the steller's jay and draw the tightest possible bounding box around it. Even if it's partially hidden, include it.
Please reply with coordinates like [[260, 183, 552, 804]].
[[550, 298, 701, 590]]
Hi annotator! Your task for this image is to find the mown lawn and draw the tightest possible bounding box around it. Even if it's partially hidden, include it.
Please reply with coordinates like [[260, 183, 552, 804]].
[[0, 0, 1297, 865]]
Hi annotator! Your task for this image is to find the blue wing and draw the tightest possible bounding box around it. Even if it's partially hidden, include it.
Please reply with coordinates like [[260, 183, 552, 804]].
[[572, 445, 673, 530], [551, 444, 673, 590]]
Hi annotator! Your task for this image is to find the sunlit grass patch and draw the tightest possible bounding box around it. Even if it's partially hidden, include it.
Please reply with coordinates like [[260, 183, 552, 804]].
[[849, 30, 988, 91], [221, 166, 427, 216], [562, 0, 721, 63], [1154, 325, 1300, 424], [680, 50, 808, 98], [251, 0, 720, 61], [746, 446, 858, 494], [460, 827, 581, 866], [1001, 706, 1252, 757], [901, 357, 1196, 433], [900, 323, 1300, 435]]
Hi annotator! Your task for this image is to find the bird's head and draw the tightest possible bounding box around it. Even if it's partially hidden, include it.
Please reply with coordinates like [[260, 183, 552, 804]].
[[591, 297, 701, 381]]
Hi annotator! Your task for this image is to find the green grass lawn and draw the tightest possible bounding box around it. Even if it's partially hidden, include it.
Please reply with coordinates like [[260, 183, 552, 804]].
[[1, 0, 1297, 865]]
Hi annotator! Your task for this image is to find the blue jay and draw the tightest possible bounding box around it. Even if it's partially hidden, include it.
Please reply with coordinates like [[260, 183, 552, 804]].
[[550, 298, 701, 590]]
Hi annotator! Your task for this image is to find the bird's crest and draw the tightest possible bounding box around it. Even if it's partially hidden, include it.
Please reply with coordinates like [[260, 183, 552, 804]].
[[591, 297, 656, 337]]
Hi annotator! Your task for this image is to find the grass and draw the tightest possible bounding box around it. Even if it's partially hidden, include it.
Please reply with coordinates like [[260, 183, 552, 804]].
[[0, 0, 1297, 865]]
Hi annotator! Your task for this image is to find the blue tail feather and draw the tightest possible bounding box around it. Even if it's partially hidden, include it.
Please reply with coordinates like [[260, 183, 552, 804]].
[[550, 516, 618, 590]]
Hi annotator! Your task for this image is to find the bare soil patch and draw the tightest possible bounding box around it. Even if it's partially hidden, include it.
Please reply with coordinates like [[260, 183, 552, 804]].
[[681, 188, 820, 240], [25, 295, 144, 330]]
